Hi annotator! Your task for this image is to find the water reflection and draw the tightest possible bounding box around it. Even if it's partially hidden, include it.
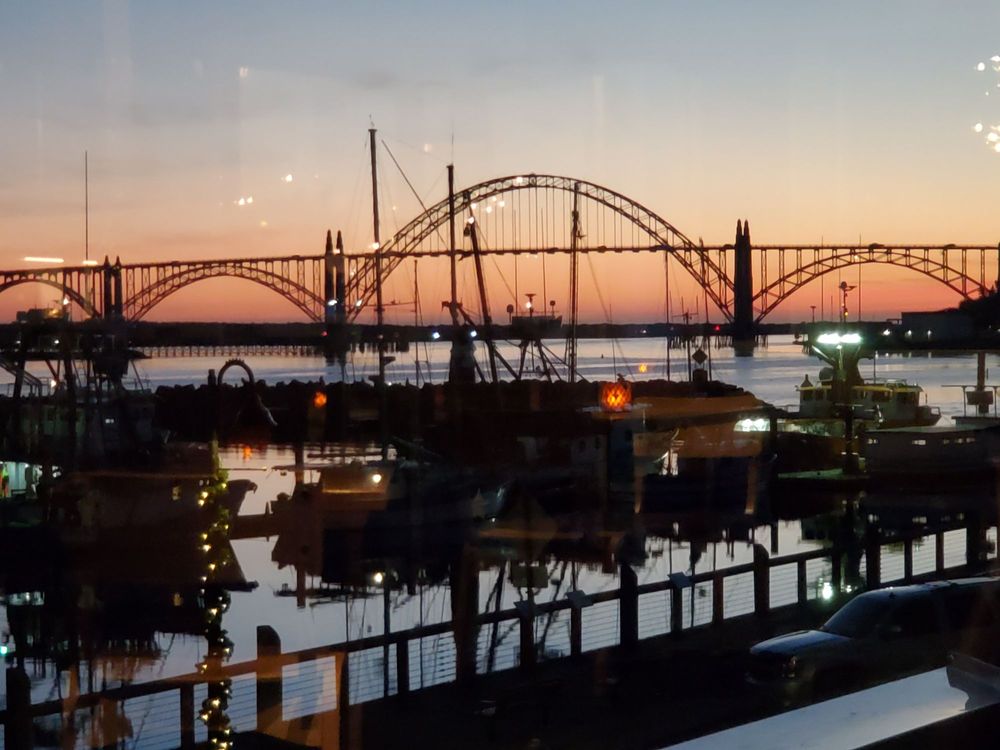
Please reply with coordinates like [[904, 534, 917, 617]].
[[3, 438, 1000, 747], [196, 468, 235, 749]]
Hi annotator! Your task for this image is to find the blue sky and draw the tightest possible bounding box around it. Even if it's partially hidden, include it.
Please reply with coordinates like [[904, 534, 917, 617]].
[[2, 1, 999, 320]]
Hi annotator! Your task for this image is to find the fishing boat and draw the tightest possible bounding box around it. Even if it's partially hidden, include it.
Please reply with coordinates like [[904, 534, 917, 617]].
[[792, 331, 939, 428], [775, 331, 940, 472], [272, 458, 510, 533], [0, 443, 256, 544], [508, 293, 562, 339], [0, 308, 164, 467], [863, 424, 1000, 483], [796, 376, 940, 428], [642, 421, 773, 514]]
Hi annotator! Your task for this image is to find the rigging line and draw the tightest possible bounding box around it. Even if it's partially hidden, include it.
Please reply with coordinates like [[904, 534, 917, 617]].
[[467, 205, 516, 303], [380, 139, 450, 251], [378, 155, 399, 238], [380, 133, 447, 164], [343, 137, 369, 254]]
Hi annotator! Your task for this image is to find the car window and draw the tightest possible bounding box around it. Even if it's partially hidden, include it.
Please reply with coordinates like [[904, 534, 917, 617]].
[[884, 598, 940, 637], [822, 594, 891, 638], [944, 588, 997, 630]]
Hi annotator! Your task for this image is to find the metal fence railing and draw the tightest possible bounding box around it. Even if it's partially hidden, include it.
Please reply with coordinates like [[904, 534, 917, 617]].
[[3, 520, 991, 749]]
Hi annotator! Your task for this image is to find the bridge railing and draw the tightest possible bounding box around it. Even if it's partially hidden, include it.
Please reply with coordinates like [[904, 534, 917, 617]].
[[1, 520, 992, 748]]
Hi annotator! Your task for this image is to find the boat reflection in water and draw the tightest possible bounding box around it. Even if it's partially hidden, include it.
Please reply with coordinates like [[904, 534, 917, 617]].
[[5, 432, 1000, 748], [0, 458, 251, 749], [0, 442, 256, 548]]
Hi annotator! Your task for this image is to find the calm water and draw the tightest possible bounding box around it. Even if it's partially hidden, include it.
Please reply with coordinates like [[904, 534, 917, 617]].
[[2, 337, 998, 745], [111, 335, 1000, 421]]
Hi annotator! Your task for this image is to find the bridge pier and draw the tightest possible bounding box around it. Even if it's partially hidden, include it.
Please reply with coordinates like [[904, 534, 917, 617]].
[[323, 230, 350, 370], [732, 220, 755, 356]]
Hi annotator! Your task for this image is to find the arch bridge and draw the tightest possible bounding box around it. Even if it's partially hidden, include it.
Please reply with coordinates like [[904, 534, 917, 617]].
[[3, 175, 997, 329]]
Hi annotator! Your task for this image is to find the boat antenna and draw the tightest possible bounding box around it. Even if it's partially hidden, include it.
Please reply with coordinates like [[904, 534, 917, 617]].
[[84, 150, 89, 263]]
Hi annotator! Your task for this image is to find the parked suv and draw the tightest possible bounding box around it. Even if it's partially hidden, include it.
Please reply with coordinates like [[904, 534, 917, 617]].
[[748, 578, 1000, 701]]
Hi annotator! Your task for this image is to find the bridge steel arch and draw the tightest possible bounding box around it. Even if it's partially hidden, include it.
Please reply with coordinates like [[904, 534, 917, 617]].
[[122, 259, 325, 321], [0, 273, 98, 318], [753, 246, 989, 322], [345, 174, 735, 322]]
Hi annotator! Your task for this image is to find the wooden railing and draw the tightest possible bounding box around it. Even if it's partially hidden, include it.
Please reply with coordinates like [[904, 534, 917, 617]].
[[1, 520, 991, 749]]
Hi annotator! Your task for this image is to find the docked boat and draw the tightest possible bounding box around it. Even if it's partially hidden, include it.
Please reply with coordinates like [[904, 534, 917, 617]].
[[0, 443, 256, 542], [642, 421, 772, 514], [776, 331, 941, 472], [0, 309, 164, 467], [272, 459, 510, 533], [792, 331, 940, 428], [863, 424, 1000, 482], [797, 375, 940, 428]]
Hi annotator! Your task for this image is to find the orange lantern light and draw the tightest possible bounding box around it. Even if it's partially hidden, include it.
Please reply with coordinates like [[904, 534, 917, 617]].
[[638, 363, 648, 374], [600, 379, 632, 412], [312, 391, 328, 409]]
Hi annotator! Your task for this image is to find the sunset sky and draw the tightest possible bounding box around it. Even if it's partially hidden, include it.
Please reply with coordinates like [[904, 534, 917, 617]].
[[3, 1, 1000, 324]]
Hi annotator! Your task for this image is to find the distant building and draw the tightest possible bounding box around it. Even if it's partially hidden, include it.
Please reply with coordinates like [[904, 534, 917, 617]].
[[899, 311, 974, 342]]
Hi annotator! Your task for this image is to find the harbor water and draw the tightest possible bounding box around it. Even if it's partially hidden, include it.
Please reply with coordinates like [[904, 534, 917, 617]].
[[2, 336, 998, 746]]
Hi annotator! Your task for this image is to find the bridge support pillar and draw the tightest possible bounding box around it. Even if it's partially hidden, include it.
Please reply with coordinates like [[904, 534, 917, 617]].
[[112, 258, 123, 317], [323, 230, 350, 370], [102, 256, 114, 319], [732, 219, 755, 356]]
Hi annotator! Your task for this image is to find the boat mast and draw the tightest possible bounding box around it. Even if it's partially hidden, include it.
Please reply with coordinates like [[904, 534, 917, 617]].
[[466, 208, 498, 382], [370, 127, 389, 460], [413, 259, 421, 386], [370, 127, 385, 385], [84, 150, 89, 264], [567, 182, 580, 382], [447, 165, 459, 327]]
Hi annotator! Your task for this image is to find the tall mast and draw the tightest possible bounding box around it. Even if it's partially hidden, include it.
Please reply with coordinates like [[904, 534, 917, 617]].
[[466, 208, 498, 383], [370, 127, 385, 384], [447, 164, 459, 326], [84, 150, 89, 263], [413, 259, 421, 386], [567, 182, 580, 382]]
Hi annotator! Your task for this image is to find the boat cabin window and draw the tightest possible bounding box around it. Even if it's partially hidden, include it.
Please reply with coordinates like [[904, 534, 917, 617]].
[[896, 391, 918, 405], [801, 391, 813, 401], [873, 390, 891, 403]]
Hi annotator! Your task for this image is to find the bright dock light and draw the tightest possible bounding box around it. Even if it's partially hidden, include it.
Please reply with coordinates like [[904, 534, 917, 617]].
[[816, 332, 862, 345], [81, 259, 99, 266], [23, 256, 64, 264]]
